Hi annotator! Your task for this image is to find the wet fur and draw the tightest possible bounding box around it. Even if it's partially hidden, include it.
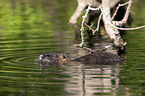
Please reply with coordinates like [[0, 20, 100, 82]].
[[73, 51, 123, 64], [39, 52, 123, 64]]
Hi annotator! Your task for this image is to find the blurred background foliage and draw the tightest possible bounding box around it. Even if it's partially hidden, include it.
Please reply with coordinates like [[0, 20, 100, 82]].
[[0, 0, 76, 40]]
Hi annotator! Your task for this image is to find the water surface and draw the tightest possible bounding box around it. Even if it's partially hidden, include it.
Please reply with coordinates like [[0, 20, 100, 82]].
[[0, 0, 145, 96]]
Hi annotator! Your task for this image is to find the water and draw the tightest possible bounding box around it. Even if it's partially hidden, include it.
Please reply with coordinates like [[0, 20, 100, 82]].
[[0, 0, 145, 96]]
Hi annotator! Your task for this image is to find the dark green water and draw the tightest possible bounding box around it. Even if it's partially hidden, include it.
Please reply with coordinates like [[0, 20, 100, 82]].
[[0, 0, 145, 96]]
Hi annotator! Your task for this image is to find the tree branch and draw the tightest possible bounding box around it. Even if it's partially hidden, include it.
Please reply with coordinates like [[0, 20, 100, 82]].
[[112, 0, 133, 26], [78, 0, 145, 52], [80, 4, 101, 47], [93, 13, 103, 34]]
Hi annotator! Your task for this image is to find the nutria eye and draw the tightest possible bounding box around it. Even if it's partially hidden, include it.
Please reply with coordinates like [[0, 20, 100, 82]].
[[62, 54, 67, 59]]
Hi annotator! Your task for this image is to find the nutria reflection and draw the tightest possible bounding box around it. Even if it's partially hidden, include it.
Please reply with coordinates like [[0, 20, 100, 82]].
[[39, 51, 123, 64]]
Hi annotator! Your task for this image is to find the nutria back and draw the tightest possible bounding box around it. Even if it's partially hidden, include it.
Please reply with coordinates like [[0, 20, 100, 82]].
[[73, 51, 123, 64]]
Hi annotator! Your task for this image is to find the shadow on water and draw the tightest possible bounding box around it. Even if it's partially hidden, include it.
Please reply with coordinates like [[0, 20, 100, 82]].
[[0, 0, 145, 96]]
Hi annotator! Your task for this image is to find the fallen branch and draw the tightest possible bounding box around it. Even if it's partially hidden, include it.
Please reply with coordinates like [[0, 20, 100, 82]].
[[112, 0, 133, 26], [111, 1, 130, 20], [110, 23, 145, 30], [93, 13, 103, 34], [84, 23, 94, 32], [78, 0, 145, 52], [79, 6, 89, 47], [80, 5, 101, 47]]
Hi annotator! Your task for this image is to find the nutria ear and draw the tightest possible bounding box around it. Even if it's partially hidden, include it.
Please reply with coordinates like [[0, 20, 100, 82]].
[[39, 55, 43, 60], [61, 54, 67, 59]]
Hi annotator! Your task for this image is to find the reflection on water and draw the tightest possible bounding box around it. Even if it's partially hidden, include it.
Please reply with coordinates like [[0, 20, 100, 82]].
[[38, 60, 121, 96], [63, 62, 120, 96], [0, 0, 145, 96]]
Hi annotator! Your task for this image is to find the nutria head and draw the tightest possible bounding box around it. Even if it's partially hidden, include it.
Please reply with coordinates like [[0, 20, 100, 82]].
[[39, 53, 70, 64]]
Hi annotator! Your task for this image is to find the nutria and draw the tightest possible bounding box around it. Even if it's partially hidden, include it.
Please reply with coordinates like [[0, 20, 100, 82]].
[[73, 51, 123, 64], [39, 52, 123, 64]]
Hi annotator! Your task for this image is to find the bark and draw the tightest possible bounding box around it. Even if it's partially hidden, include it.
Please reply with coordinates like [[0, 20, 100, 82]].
[[69, 0, 119, 25], [102, 0, 125, 47]]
